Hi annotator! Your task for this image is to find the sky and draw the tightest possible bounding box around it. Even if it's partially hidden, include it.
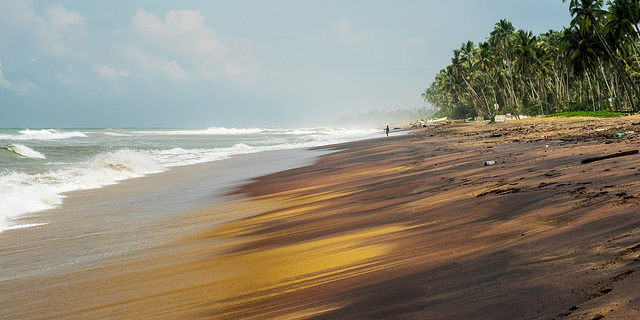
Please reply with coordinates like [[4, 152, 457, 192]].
[[0, 0, 571, 128]]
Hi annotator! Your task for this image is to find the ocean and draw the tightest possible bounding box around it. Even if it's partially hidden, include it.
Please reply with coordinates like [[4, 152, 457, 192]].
[[0, 127, 381, 232]]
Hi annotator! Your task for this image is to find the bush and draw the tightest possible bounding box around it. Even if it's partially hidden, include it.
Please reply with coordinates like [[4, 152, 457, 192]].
[[546, 111, 624, 118], [567, 101, 592, 112]]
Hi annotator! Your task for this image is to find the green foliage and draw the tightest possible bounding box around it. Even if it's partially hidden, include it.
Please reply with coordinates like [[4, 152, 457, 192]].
[[423, 1, 640, 119], [450, 104, 477, 120], [546, 111, 624, 118], [567, 101, 592, 112]]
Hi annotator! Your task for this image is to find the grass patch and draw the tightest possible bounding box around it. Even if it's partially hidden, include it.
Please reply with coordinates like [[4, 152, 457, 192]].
[[546, 111, 626, 118]]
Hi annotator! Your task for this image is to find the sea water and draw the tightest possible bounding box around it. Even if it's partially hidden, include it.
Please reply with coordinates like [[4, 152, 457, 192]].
[[0, 127, 381, 232]]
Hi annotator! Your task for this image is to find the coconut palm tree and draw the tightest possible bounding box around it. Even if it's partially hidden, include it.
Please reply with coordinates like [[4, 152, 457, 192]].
[[540, 29, 571, 111], [570, 0, 607, 36], [570, 0, 638, 110], [423, 5, 640, 119], [512, 29, 542, 113], [605, 0, 639, 42], [564, 27, 605, 109], [488, 20, 518, 111], [451, 47, 485, 114]]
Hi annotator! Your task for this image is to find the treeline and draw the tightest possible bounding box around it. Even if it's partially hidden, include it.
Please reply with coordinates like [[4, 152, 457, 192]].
[[335, 107, 436, 128], [423, 0, 640, 120]]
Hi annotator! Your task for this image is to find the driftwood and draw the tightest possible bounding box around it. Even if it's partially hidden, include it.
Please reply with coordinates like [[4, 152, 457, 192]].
[[581, 150, 639, 164]]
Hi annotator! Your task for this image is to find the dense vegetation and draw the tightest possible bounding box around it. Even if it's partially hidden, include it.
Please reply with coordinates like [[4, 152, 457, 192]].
[[422, 0, 640, 120], [545, 110, 623, 117]]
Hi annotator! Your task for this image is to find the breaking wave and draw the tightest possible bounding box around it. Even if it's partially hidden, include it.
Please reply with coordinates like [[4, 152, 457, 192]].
[[0, 129, 87, 141], [0, 126, 384, 231], [3, 144, 46, 159], [0, 150, 164, 231]]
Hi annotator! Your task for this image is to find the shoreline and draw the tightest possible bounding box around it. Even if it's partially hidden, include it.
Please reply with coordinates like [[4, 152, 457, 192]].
[[2, 117, 640, 319], [0, 148, 333, 282], [0, 126, 383, 232]]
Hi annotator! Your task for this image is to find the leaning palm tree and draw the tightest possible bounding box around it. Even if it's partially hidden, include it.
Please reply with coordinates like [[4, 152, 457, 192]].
[[476, 41, 502, 113], [570, 0, 637, 110], [564, 27, 605, 110], [488, 20, 518, 111], [451, 48, 484, 114], [570, 0, 607, 36], [513, 29, 546, 114], [606, 0, 640, 70], [605, 0, 639, 42]]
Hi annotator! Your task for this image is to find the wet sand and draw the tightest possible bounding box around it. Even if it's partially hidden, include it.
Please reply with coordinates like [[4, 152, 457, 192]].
[[3, 117, 640, 319]]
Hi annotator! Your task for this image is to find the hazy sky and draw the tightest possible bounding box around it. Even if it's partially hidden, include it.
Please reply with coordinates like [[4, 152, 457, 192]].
[[0, 0, 570, 128]]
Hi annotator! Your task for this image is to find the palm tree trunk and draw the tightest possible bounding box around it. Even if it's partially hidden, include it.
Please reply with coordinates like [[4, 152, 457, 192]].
[[594, 30, 637, 111], [544, 77, 562, 112], [598, 61, 614, 110], [585, 72, 595, 111]]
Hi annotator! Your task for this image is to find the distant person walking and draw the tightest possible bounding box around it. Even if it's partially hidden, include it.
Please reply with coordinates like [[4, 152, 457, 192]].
[[385, 125, 390, 137]]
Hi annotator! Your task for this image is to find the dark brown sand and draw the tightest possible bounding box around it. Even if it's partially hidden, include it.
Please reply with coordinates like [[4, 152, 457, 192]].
[[3, 116, 640, 319]]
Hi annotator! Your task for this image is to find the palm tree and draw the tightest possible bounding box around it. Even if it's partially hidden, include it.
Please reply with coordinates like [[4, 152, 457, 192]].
[[605, 0, 639, 42], [570, 0, 607, 36], [513, 29, 543, 113], [540, 29, 571, 111], [452, 47, 484, 114], [476, 41, 502, 113], [570, 0, 637, 110], [564, 27, 604, 109], [423, 8, 640, 119], [488, 20, 518, 111], [460, 41, 476, 70], [606, 0, 640, 71]]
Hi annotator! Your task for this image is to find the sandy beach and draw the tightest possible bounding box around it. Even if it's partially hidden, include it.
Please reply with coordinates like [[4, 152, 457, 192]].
[[3, 116, 640, 319]]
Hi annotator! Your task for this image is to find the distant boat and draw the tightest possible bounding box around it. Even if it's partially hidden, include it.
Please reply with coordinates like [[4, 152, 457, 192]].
[[427, 117, 448, 124]]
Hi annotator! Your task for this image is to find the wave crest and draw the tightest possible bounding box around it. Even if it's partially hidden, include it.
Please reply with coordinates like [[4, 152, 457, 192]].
[[87, 150, 165, 181], [0, 149, 165, 231], [3, 144, 46, 159], [0, 129, 87, 141]]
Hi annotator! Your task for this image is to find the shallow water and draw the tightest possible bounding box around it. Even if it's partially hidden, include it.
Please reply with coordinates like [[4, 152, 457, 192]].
[[0, 127, 380, 231], [0, 148, 333, 282]]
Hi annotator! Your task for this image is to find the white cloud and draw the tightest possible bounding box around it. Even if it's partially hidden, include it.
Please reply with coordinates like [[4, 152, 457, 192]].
[[122, 47, 188, 81], [224, 61, 261, 87], [45, 4, 85, 26], [0, 60, 39, 95], [0, 61, 12, 88], [156, 60, 187, 80], [332, 19, 375, 49], [0, 0, 40, 30], [2, 3, 263, 92], [94, 64, 129, 79], [56, 64, 83, 87], [35, 4, 89, 57], [0, 1, 89, 58], [128, 9, 260, 85], [132, 9, 227, 58]]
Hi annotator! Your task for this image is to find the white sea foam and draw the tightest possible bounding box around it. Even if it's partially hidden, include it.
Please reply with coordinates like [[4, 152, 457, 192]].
[[204, 127, 265, 135], [101, 132, 131, 137], [130, 127, 376, 136], [2, 223, 47, 230], [149, 147, 227, 166], [4, 144, 46, 159], [0, 150, 165, 232], [132, 127, 266, 136], [0, 126, 384, 231], [231, 143, 253, 150], [0, 129, 87, 141]]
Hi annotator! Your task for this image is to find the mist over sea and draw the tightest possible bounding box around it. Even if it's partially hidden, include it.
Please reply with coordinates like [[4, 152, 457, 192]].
[[0, 127, 381, 232]]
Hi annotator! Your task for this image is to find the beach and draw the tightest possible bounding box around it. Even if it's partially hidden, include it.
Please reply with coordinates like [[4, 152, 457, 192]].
[[2, 117, 640, 319]]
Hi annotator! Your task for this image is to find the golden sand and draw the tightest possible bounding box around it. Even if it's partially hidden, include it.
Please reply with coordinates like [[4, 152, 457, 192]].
[[2, 116, 640, 319]]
